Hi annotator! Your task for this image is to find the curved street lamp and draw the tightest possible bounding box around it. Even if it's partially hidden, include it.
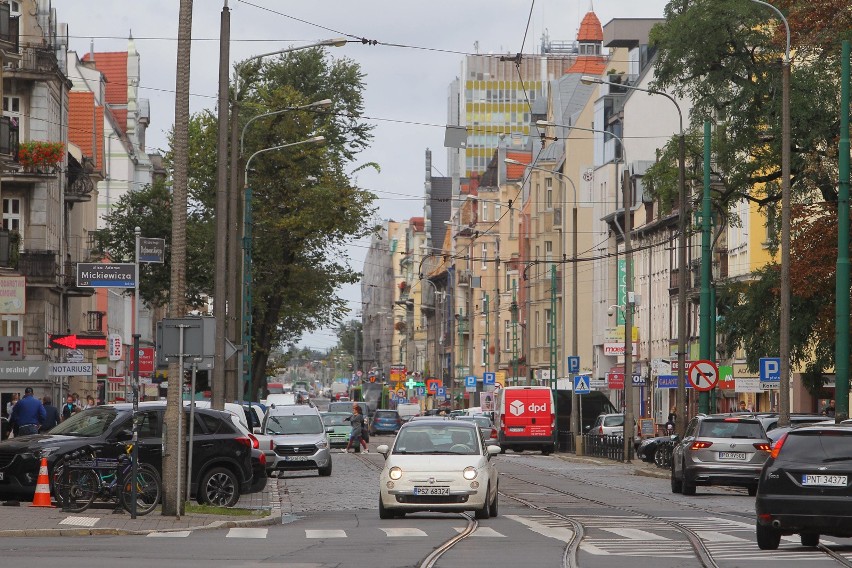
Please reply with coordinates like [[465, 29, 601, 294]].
[[241, 135, 326, 398], [580, 75, 691, 434]]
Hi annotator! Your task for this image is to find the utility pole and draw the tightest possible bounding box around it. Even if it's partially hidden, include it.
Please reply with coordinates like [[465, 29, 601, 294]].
[[163, 0, 193, 517], [212, 0, 230, 410], [623, 168, 634, 463], [835, 40, 850, 423]]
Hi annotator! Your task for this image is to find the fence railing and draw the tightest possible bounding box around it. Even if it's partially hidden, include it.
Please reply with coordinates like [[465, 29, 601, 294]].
[[581, 434, 626, 461]]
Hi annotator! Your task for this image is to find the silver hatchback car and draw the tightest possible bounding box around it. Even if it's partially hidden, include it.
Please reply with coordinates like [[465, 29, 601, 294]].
[[262, 405, 332, 477], [671, 415, 771, 496]]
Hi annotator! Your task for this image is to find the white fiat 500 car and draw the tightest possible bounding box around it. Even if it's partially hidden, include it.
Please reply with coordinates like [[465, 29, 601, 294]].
[[376, 419, 500, 519]]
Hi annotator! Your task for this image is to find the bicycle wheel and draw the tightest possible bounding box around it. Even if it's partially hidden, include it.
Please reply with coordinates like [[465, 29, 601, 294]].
[[120, 464, 161, 516], [57, 468, 99, 513]]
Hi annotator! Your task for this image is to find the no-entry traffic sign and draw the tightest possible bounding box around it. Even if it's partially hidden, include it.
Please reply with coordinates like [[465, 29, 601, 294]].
[[687, 360, 719, 391]]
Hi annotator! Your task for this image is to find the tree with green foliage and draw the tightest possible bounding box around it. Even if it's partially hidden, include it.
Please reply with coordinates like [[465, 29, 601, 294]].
[[99, 48, 377, 401], [645, 0, 852, 386]]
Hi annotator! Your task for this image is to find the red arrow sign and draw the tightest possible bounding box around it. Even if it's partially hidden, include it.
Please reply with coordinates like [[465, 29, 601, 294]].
[[49, 334, 107, 350]]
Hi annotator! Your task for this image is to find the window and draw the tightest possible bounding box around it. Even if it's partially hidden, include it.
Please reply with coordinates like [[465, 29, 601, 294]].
[[494, 203, 501, 219], [504, 320, 511, 348], [535, 246, 540, 278], [545, 178, 553, 209], [509, 209, 515, 238], [2, 96, 20, 116], [545, 241, 553, 273], [535, 183, 540, 210], [1, 315, 19, 336], [480, 339, 487, 365], [534, 311, 540, 346], [480, 202, 488, 222], [3, 197, 23, 239], [481, 243, 488, 269]]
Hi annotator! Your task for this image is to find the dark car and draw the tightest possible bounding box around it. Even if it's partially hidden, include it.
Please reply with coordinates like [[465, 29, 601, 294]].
[[755, 424, 852, 549], [0, 403, 254, 507], [370, 410, 403, 435], [671, 415, 771, 496]]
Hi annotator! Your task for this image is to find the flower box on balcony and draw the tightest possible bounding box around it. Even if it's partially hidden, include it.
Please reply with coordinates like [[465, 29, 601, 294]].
[[18, 141, 64, 173]]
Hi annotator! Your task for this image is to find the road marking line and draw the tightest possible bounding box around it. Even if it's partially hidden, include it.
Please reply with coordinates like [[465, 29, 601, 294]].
[[147, 531, 191, 537], [380, 527, 427, 537], [453, 526, 505, 537], [305, 529, 347, 539], [696, 531, 749, 542], [598, 527, 668, 540], [59, 516, 99, 527], [505, 514, 574, 542], [226, 528, 268, 539]]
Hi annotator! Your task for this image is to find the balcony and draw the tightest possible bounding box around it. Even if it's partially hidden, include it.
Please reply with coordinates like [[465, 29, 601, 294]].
[[66, 154, 94, 203], [5, 45, 61, 80], [87, 311, 105, 333], [18, 250, 59, 286], [0, 230, 20, 268], [63, 261, 95, 297]]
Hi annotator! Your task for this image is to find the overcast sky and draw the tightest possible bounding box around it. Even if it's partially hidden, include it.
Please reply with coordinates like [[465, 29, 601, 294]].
[[59, 0, 670, 351]]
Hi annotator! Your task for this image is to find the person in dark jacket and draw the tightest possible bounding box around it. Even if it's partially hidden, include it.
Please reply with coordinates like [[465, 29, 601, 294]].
[[61, 394, 76, 421], [10, 387, 46, 436], [41, 396, 60, 431]]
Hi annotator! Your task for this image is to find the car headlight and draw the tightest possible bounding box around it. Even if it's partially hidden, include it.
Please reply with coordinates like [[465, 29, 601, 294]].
[[317, 440, 328, 449], [389, 466, 403, 480], [463, 466, 478, 480]]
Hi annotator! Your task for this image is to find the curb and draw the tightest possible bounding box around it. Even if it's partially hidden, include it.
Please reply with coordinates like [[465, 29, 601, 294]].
[[0, 478, 283, 538]]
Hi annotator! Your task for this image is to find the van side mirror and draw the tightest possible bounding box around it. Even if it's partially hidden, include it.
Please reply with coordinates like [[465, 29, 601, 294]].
[[583, 425, 591, 433], [670, 434, 679, 442]]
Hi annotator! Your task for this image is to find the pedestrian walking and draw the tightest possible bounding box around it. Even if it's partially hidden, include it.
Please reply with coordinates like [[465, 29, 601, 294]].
[[6, 392, 18, 417], [824, 399, 836, 417], [9, 387, 45, 436], [344, 404, 368, 453], [61, 395, 77, 421], [83, 395, 96, 410], [42, 396, 60, 431]]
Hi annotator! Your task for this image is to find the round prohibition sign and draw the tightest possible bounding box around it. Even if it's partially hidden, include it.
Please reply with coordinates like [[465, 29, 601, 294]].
[[687, 360, 719, 391]]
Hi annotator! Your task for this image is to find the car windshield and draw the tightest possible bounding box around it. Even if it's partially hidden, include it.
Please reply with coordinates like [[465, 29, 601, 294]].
[[458, 416, 492, 428], [47, 407, 121, 437], [604, 415, 624, 427], [320, 412, 351, 426], [328, 403, 357, 413], [780, 430, 852, 462], [265, 414, 323, 435], [393, 425, 480, 455], [374, 411, 398, 419], [698, 420, 765, 439]]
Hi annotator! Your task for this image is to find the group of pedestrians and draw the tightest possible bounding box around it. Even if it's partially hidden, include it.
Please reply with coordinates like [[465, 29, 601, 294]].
[[6, 390, 96, 438]]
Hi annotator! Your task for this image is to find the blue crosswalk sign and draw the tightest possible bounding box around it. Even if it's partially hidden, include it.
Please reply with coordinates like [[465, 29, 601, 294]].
[[573, 375, 591, 394]]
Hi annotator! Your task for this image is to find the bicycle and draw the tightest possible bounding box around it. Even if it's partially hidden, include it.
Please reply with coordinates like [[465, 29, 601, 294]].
[[56, 443, 162, 515]]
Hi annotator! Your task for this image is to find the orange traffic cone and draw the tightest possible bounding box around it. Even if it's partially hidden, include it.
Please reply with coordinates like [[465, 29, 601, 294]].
[[31, 457, 54, 507]]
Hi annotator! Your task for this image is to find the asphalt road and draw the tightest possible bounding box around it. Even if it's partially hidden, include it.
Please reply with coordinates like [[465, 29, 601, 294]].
[[3, 432, 852, 567]]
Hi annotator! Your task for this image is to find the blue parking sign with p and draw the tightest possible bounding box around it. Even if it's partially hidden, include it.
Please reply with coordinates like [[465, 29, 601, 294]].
[[760, 357, 781, 382], [465, 375, 477, 388], [436, 387, 446, 398], [567, 356, 580, 373], [483, 372, 495, 385]]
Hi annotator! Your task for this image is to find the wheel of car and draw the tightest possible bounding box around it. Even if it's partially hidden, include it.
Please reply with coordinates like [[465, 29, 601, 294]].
[[474, 485, 490, 519], [800, 533, 819, 547], [250, 472, 268, 493], [198, 467, 240, 507], [670, 462, 682, 494], [318, 462, 332, 477], [378, 495, 394, 520], [747, 485, 758, 497], [489, 485, 499, 518], [680, 462, 696, 496], [756, 523, 781, 550], [654, 447, 665, 468]]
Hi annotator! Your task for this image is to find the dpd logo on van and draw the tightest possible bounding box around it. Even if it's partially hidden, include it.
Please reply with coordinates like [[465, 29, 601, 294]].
[[509, 400, 525, 416]]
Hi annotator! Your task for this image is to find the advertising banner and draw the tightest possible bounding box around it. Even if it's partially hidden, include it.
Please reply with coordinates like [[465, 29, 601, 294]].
[[0, 276, 25, 314]]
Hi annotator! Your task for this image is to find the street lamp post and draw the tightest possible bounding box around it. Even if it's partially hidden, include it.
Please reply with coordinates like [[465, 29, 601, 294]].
[[748, 0, 791, 427], [536, 119, 634, 461], [580, 75, 689, 432], [222, 38, 346, 404], [241, 136, 325, 401], [506, 158, 579, 442]]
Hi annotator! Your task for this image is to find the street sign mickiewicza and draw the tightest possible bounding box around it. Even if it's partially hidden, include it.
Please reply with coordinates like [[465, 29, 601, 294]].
[[139, 238, 166, 263], [76, 263, 136, 288]]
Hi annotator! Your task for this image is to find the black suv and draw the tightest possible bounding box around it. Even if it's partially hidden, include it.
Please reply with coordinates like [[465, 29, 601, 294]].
[[0, 403, 253, 507], [756, 423, 852, 550]]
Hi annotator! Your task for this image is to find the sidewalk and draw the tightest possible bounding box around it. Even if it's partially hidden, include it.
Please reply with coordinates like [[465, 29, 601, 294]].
[[553, 451, 671, 480], [0, 479, 281, 537]]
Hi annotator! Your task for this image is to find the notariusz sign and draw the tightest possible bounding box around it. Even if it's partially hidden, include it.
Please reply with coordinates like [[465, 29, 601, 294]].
[[76, 263, 136, 288]]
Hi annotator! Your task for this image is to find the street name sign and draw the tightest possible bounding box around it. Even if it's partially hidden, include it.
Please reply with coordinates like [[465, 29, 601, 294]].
[[76, 263, 136, 288]]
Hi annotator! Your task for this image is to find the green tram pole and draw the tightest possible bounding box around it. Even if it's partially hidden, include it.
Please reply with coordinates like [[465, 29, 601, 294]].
[[550, 265, 558, 449], [836, 40, 851, 423], [699, 121, 713, 414]]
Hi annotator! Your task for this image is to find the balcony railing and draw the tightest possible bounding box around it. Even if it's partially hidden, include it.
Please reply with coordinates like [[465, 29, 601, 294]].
[[18, 250, 58, 284]]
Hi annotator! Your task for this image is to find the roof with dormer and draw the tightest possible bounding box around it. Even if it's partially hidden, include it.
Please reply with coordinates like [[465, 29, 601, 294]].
[[578, 10, 604, 42]]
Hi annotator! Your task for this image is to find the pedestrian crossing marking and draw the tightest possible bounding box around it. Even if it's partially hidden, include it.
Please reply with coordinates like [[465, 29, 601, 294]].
[[505, 514, 574, 542], [453, 526, 505, 537], [227, 528, 268, 539], [147, 531, 191, 537], [599, 527, 668, 540], [696, 530, 749, 543], [59, 516, 99, 527], [305, 529, 347, 539], [380, 527, 427, 537]]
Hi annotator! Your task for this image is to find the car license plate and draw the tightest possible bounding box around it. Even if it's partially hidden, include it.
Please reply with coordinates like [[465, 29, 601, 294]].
[[802, 474, 847, 487], [718, 452, 747, 460], [509, 427, 525, 433], [414, 486, 450, 496], [283, 455, 310, 461]]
